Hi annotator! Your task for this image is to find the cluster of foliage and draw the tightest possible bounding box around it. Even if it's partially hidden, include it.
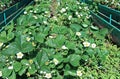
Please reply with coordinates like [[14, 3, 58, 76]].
[[0, 0, 119, 79], [0, 0, 21, 12], [93, 0, 120, 10]]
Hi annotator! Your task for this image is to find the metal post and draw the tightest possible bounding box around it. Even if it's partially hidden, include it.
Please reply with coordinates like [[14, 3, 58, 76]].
[[109, 14, 112, 24], [3, 12, 7, 25]]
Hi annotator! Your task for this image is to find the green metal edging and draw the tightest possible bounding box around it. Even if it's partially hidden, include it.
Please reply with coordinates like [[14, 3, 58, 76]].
[[98, 4, 120, 22], [0, 1, 34, 32], [91, 11, 120, 45], [0, 0, 33, 28], [6, 1, 35, 26], [98, 12, 120, 29]]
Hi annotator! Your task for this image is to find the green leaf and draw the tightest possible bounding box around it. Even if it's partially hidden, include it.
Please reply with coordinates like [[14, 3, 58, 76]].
[[8, 71, 16, 79], [84, 19, 90, 25], [90, 25, 99, 30], [59, 26, 68, 34], [55, 35, 66, 48], [70, 24, 81, 32], [0, 31, 14, 43], [7, 32, 14, 41], [42, 48, 55, 57], [36, 51, 49, 66], [64, 70, 76, 76], [21, 59, 29, 65], [40, 66, 50, 72], [2, 68, 13, 78], [66, 41, 76, 49], [45, 39, 57, 47], [57, 63, 64, 69], [18, 65, 28, 76], [53, 74, 63, 79], [13, 62, 22, 72], [50, 26, 60, 34], [35, 33, 46, 43], [82, 55, 89, 61], [82, 24, 88, 28], [2, 43, 20, 55], [100, 28, 108, 36], [0, 31, 6, 42], [54, 54, 63, 63], [65, 64, 71, 70], [21, 42, 34, 53], [43, 27, 50, 34], [86, 49, 94, 56], [2, 35, 34, 55], [28, 64, 37, 74], [110, 75, 116, 79], [68, 54, 81, 67]]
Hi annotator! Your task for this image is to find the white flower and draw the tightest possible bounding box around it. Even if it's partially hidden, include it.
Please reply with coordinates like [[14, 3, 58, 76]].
[[83, 41, 90, 47], [40, 71, 43, 74], [44, 73, 52, 79], [43, 21, 48, 25], [45, 11, 48, 14], [66, 7, 68, 9], [29, 32, 32, 34], [26, 37, 31, 42], [53, 58, 59, 65], [61, 45, 68, 50], [84, 7, 88, 10], [91, 43, 96, 48], [49, 34, 57, 39], [68, 15, 72, 20], [49, 36, 54, 39], [0, 42, 3, 47], [111, 0, 115, 4], [26, 72, 30, 77], [53, 16, 57, 20], [25, 63, 29, 66], [5, 45, 9, 48], [32, 42, 36, 46], [1, 5, 3, 7], [34, 10, 37, 13], [10, 62, 13, 64], [80, 14, 83, 16], [76, 1, 80, 4], [76, 70, 82, 77], [60, 8, 66, 13], [30, 10, 33, 13], [79, 6, 82, 9], [16, 52, 24, 59], [0, 71, 2, 77], [76, 32, 81, 37], [77, 15, 80, 18], [24, 11, 27, 14], [43, 71, 46, 74], [75, 12, 79, 15], [33, 15, 38, 19], [58, 2, 60, 6], [8, 66, 13, 70]]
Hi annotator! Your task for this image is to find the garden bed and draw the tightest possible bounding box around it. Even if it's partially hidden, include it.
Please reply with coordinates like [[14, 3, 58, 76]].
[[0, 0, 120, 79]]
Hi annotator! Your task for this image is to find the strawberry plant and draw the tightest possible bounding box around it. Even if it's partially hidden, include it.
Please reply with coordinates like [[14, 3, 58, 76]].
[[93, 0, 120, 10], [0, 0, 119, 79], [0, 0, 21, 12]]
